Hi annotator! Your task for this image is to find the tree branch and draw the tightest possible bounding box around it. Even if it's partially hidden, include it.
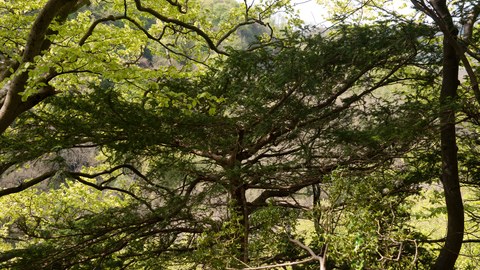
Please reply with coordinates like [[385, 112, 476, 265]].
[[226, 237, 325, 270], [226, 257, 316, 270], [420, 238, 480, 244], [0, 0, 89, 135], [0, 171, 56, 197], [411, 0, 480, 105], [132, 0, 228, 55]]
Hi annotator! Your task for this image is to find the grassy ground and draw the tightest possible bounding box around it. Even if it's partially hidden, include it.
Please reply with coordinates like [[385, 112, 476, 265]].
[[408, 186, 480, 269]]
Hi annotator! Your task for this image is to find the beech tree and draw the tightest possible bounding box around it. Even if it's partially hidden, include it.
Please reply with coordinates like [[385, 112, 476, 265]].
[[0, 0, 297, 135]]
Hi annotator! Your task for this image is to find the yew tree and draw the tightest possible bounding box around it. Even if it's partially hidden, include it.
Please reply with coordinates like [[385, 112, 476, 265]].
[[3, 0, 475, 269], [0, 17, 442, 269]]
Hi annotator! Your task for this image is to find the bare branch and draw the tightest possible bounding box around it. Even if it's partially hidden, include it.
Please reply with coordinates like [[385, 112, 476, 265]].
[[79, 15, 121, 46], [215, 20, 256, 47], [226, 237, 325, 270], [165, 0, 188, 14], [67, 173, 155, 213], [132, 0, 228, 55]]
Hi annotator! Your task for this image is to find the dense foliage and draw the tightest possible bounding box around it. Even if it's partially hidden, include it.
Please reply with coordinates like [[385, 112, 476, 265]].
[[1, 0, 480, 269]]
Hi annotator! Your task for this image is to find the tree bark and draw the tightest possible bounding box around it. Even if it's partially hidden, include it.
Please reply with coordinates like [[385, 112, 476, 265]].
[[429, 1, 464, 269], [0, 0, 86, 135], [232, 182, 249, 264]]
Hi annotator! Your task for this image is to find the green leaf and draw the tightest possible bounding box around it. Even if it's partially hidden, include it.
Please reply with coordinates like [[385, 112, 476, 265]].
[[208, 107, 216, 115]]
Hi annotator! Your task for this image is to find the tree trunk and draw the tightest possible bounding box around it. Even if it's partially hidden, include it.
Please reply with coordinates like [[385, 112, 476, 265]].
[[0, 0, 86, 135], [431, 1, 464, 268], [232, 183, 249, 263]]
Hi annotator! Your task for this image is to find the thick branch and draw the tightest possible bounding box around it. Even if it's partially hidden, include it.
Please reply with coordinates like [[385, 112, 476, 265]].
[[0, 0, 88, 135], [412, 1, 465, 269], [0, 171, 56, 197], [0, 248, 28, 264], [411, 0, 480, 105], [21, 0, 74, 63], [247, 183, 313, 215]]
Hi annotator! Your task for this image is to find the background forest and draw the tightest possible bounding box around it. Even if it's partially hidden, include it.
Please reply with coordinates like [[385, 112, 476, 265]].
[[1, 0, 480, 269]]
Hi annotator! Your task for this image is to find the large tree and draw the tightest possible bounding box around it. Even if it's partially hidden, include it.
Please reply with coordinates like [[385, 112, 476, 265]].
[[0, 0, 296, 135], [0, 19, 441, 269], [409, 1, 480, 268], [6, 0, 480, 269], [318, 0, 480, 268]]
